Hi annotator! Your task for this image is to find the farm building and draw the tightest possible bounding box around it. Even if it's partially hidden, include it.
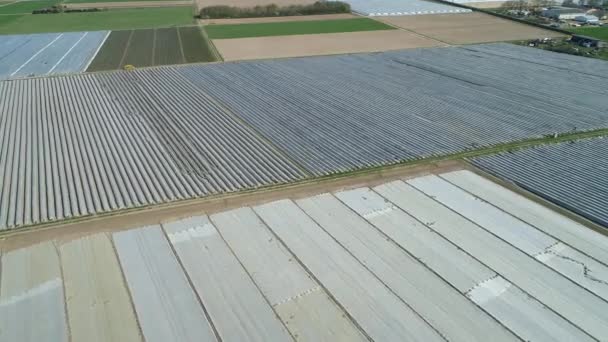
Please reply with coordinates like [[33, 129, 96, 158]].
[[575, 14, 600, 23], [541, 7, 585, 19]]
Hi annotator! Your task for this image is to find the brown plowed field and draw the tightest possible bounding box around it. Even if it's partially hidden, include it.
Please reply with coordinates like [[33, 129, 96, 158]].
[[201, 13, 356, 25], [212, 29, 445, 61], [379, 12, 564, 44]]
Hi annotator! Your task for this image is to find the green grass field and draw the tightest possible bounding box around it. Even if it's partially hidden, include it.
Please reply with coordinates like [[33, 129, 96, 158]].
[[570, 27, 608, 41], [0, 7, 193, 34], [64, 0, 172, 2], [87, 26, 216, 71], [0, 13, 22, 27], [205, 18, 394, 39], [0, 0, 56, 14]]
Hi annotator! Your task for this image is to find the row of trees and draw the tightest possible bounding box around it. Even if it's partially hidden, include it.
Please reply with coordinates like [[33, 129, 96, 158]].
[[199, 1, 351, 19], [32, 5, 104, 14]]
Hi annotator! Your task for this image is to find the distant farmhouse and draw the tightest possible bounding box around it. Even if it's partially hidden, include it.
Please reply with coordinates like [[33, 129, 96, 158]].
[[542, 6, 586, 19]]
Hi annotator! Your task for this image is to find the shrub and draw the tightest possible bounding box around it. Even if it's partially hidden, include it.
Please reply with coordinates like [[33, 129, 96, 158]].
[[199, 1, 351, 19], [32, 5, 104, 14]]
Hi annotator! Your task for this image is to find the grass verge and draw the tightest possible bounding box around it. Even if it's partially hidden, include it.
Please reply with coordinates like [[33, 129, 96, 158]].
[[206, 17, 394, 39], [0, 6, 193, 34], [570, 26, 608, 41], [0, 0, 55, 15]]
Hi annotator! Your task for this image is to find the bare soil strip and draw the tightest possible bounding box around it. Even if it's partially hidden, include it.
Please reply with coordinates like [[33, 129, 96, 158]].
[[213, 29, 445, 61], [201, 13, 356, 25], [379, 12, 563, 45], [0, 160, 465, 251], [65, 0, 192, 9]]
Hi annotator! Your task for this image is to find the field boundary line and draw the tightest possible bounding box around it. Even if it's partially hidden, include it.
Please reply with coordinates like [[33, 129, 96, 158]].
[[0, 1, 17, 7], [176, 26, 187, 64], [199, 26, 223, 62], [84, 30, 110, 71], [373, 17, 451, 46], [151, 28, 157, 66], [118, 29, 135, 68], [10, 33, 63, 76], [465, 161, 608, 239], [49, 31, 88, 74]]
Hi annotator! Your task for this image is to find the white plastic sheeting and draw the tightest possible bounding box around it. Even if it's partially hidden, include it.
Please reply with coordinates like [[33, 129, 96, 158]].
[[344, 0, 470, 16], [2, 170, 608, 341]]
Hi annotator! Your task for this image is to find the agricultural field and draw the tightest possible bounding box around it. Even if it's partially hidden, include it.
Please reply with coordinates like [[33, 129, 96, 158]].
[[184, 43, 608, 175], [570, 26, 608, 41], [2, 43, 608, 230], [64, 0, 178, 3], [87, 26, 216, 71], [2, 169, 608, 341], [345, 0, 470, 16], [65, 0, 192, 8], [379, 12, 563, 44], [196, 0, 314, 9], [201, 13, 355, 25], [0, 0, 56, 14], [473, 137, 608, 228], [205, 18, 394, 39], [212, 29, 441, 60], [0, 31, 109, 79], [0, 6, 193, 34]]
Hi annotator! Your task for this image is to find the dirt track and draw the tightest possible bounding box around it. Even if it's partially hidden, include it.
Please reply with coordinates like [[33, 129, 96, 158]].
[[201, 13, 355, 25], [213, 29, 445, 61], [0, 160, 465, 251], [379, 12, 564, 44], [66, 0, 191, 8]]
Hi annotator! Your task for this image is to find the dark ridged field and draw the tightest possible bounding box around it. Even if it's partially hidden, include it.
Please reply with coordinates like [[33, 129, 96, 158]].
[[122, 28, 155, 67], [155, 27, 184, 65], [86, 26, 216, 71], [179, 26, 217, 63], [87, 30, 132, 71]]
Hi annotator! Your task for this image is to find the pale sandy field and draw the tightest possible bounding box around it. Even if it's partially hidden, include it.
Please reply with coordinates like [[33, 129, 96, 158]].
[[379, 12, 564, 44], [213, 29, 445, 61], [201, 13, 355, 25]]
